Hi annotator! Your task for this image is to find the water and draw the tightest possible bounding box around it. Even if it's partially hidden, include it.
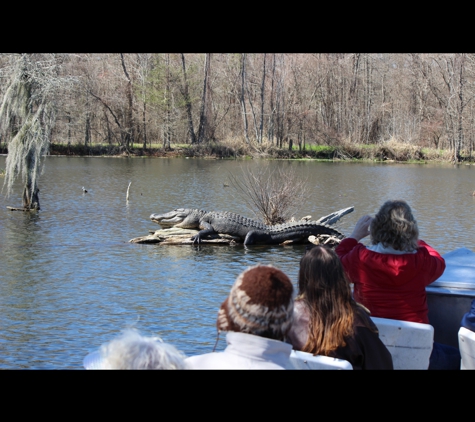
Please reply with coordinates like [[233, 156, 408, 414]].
[[0, 156, 474, 368]]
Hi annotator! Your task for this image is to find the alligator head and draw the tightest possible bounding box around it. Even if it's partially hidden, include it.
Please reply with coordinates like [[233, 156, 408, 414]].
[[150, 208, 206, 229]]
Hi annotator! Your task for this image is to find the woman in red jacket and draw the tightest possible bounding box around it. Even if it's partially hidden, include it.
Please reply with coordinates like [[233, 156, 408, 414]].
[[335, 199, 460, 370]]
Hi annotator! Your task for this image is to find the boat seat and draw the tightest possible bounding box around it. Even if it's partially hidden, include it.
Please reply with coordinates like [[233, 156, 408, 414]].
[[371, 317, 434, 370], [458, 327, 475, 369], [289, 350, 353, 370]]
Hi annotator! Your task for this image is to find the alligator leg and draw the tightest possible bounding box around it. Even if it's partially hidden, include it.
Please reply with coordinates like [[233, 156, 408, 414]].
[[243, 231, 255, 246], [244, 230, 271, 246], [191, 222, 218, 244]]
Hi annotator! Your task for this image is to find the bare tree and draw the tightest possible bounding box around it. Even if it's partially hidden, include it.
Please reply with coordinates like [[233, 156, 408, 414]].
[[3, 53, 475, 162], [134, 53, 152, 149], [229, 164, 308, 225], [258, 53, 267, 144], [180, 53, 197, 144], [142, 53, 178, 149], [240, 53, 251, 145], [455, 53, 466, 163], [120, 53, 135, 152], [267, 54, 276, 144], [0, 54, 70, 210], [197, 53, 211, 143]]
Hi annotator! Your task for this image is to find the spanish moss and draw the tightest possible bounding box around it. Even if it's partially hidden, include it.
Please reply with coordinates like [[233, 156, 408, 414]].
[[0, 54, 58, 210]]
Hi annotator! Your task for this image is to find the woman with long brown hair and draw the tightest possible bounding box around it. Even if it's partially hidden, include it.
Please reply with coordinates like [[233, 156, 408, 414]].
[[287, 245, 393, 370]]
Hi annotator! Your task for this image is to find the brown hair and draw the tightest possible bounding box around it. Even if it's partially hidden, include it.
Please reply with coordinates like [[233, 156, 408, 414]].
[[298, 245, 368, 355], [370, 200, 419, 251]]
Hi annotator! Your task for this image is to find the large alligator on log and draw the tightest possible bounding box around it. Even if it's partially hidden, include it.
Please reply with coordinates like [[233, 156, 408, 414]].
[[150, 208, 347, 246]]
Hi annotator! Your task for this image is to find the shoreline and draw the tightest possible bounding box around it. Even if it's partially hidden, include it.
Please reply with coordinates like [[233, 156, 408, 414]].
[[1, 143, 474, 164]]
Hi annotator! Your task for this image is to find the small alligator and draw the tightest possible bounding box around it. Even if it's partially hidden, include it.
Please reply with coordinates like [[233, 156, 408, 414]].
[[150, 208, 345, 246]]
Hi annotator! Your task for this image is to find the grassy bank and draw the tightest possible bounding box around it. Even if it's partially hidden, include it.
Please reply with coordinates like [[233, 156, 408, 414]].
[[2, 140, 473, 163]]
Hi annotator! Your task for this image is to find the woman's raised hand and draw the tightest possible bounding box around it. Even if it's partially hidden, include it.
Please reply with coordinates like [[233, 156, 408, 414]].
[[349, 215, 373, 241]]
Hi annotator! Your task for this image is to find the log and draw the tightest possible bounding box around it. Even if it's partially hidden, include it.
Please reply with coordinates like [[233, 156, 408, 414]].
[[129, 227, 239, 245], [7, 206, 30, 212]]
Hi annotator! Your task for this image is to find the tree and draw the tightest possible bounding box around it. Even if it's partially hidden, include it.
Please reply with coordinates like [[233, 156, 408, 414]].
[[240, 53, 251, 145], [229, 164, 308, 225], [120, 53, 135, 152], [197, 53, 211, 143], [180, 53, 197, 144], [140, 53, 178, 149], [0, 54, 67, 210]]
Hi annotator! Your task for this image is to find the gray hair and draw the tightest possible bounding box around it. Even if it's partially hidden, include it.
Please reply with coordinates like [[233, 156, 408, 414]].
[[99, 329, 187, 369], [370, 200, 419, 252]]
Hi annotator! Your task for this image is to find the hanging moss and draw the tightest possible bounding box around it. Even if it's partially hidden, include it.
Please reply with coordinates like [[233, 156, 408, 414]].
[[0, 54, 58, 210]]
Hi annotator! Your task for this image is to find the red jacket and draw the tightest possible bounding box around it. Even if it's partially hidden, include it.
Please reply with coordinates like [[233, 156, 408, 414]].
[[335, 238, 446, 324]]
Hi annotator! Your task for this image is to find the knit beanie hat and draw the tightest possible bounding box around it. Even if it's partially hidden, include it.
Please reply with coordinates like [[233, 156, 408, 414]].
[[217, 264, 294, 340]]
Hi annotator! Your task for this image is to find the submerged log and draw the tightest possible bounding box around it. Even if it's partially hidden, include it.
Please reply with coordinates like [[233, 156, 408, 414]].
[[7, 206, 34, 212]]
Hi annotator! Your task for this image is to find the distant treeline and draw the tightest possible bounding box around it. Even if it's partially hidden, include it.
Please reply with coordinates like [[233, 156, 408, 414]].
[[1, 53, 474, 162]]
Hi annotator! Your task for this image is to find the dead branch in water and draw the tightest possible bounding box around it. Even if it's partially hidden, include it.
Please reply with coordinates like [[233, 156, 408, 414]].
[[126, 181, 132, 202], [7, 206, 33, 212]]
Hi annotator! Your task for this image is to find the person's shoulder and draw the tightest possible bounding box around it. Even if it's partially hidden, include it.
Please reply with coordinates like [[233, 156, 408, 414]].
[[294, 299, 309, 314], [416, 240, 445, 264], [353, 305, 378, 332], [336, 238, 366, 256], [417, 240, 442, 255], [185, 352, 221, 369], [337, 238, 359, 247]]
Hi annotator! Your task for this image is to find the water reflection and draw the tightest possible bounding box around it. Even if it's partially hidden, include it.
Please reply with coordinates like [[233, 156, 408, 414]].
[[0, 156, 474, 368]]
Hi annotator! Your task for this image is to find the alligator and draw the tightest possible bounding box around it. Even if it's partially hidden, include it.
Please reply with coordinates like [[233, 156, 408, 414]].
[[150, 208, 345, 246]]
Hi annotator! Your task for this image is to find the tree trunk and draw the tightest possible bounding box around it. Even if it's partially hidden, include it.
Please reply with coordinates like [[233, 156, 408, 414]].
[[23, 182, 40, 210], [197, 53, 210, 143], [85, 92, 91, 148], [455, 53, 465, 163], [240, 53, 250, 145], [267, 54, 276, 144], [180, 53, 197, 144], [120, 53, 134, 152], [22, 151, 40, 210], [247, 82, 259, 141], [142, 101, 147, 149], [163, 54, 171, 149], [258, 53, 266, 144]]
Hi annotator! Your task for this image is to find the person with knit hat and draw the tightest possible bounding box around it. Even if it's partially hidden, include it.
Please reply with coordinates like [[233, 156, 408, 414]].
[[186, 264, 295, 369]]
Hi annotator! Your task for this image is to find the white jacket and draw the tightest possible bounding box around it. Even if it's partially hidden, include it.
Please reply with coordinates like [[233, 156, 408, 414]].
[[185, 332, 293, 369]]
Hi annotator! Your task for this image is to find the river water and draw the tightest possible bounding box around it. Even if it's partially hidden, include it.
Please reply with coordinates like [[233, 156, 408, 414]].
[[0, 156, 474, 369]]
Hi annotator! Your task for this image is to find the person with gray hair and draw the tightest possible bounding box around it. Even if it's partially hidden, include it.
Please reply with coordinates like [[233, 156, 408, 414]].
[[336, 199, 460, 370], [83, 329, 187, 370], [336, 199, 444, 324]]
